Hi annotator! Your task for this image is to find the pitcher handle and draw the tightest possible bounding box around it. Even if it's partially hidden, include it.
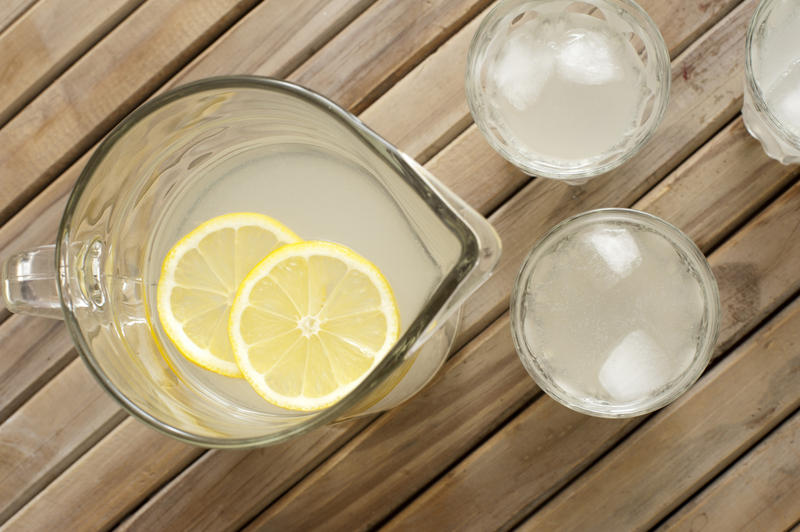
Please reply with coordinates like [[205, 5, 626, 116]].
[[1, 244, 64, 319]]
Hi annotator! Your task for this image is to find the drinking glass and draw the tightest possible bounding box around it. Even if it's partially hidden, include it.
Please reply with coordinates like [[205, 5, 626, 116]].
[[510, 209, 720, 417], [1, 77, 502, 447], [742, 0, 800, 164], [465, 0, 671, 184]]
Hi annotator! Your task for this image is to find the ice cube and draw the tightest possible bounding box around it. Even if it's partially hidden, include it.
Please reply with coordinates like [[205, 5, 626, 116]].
[[556, 29, 624, 85], [598, 330, 674, 402], [491, 30, 556, 110], [586, 227, 641, 278]]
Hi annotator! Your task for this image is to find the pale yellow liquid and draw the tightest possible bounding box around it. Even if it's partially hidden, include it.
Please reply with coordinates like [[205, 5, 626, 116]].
[[145, 144, 444, 415], [487, 12, 649, 164], [522, 221, 706, 409]]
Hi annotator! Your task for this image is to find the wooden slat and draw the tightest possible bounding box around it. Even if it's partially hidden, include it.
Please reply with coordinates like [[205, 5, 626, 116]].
[[0, 315, 75, 422], [0, 0, 144, 126], [518, 305, 800, 531], [0, 359, 125, 523], [0, 0, 37, 34], [291, 0, 493, 114], [660, 410, 800, 532], [358, 9, 486, 164], [636, 116, 800, 252], [116, 418, 371, 532], [384, 176, 800, 531], [166, 0, 376, 86], [0, 0, 260, 225], [5, 418, 203, 532], [455, 0, 753, 347]]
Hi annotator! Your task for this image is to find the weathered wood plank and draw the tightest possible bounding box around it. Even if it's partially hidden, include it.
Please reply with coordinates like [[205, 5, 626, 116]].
[[660, 410, 800, 532], [167, 0, 375, 85], [358, 9, 486, 164], [455, 0, 752, 346], [635, 116, 800, 252], [117, 417, 372, 532], [0, 0, 37, 34], [243, 313, 538, 532], [5, 417, 203, 532], [291, 0, 493, 114], [383, 176, 800, 531], [0, 315, 75, 422], [0, 0, 144, 126], [0, 0, 260, 225], [517, 299, 800, 531], [0, 359, 125, 523]]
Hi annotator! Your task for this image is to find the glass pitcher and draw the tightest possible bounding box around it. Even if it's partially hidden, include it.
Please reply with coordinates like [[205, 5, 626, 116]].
[[1, 77, 502, 448]]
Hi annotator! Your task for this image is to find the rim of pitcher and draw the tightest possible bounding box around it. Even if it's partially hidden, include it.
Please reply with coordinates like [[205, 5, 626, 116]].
[[56, 75, 482, 448]]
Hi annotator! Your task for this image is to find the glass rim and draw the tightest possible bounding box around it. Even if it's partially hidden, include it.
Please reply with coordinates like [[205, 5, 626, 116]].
[[55, 75, 482, 448], [509, 208, 721, 418], [465, 0, 672, 180], [744, 0, 800, 149]]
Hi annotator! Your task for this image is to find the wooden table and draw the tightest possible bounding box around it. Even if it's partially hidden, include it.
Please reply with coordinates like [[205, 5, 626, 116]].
[[1, 0, 799, 530]]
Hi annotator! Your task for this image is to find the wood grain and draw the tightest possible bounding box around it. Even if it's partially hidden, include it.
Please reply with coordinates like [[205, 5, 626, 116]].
[[0, 0, 260, 224], [0, 0, 144, 126], [0, 0, 37, 34], [359, 7, 487, 164], [5, 417, 203, 532], [519, 296, 800, 531], [291, 0, 493, 114], [634, 116, 800, 252], [168, 0, 376, 85], [117, 418, 372, 532], [0, 315, 75, 422], [660, 410, 800, 532], [0, 359, 125, 523], [291, 158, 800, 532]]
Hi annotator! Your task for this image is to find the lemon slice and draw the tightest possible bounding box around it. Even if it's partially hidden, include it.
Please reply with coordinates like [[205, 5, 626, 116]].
[[157, 213, 301, 377], [229, 241, 401, 411]]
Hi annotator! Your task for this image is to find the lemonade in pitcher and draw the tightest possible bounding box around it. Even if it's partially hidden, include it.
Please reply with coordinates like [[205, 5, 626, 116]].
[[146, 144, 446, 416], [1, 77, 501, 446]]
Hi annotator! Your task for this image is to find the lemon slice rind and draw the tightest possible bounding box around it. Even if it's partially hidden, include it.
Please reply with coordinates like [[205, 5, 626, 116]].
[[229, 241, 400, 411], [157, 213, 301, 378]]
